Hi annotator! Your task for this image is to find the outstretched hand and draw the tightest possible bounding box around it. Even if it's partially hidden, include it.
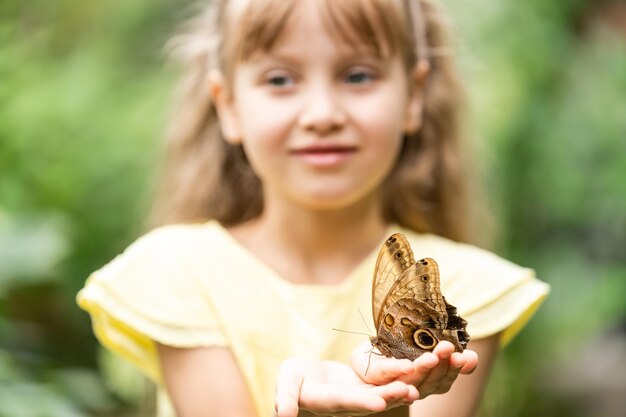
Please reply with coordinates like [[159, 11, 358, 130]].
[[274, 357, 417, 417], [274, 342, 478, 417], [353, 341, 478, 399]]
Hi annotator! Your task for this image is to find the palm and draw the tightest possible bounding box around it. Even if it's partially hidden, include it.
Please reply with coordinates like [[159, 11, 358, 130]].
[[280, 358, 417, 417]]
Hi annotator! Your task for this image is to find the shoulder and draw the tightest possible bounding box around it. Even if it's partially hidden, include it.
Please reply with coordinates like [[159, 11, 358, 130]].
[[77, 221, 230, 381], [120, 220, 228, 260], [399, 228, 532, 280], [85, 220, 231, 294], [134, 220, 225, 248], [398, 227, 550, 343]]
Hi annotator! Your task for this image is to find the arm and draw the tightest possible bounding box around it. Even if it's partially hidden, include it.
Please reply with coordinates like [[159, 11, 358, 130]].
[[409, 334, 500, 417], [156, 344, 257, 417]]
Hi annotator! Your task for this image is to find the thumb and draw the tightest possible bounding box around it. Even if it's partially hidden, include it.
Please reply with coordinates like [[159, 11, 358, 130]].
[[275, 359, 307, 417]]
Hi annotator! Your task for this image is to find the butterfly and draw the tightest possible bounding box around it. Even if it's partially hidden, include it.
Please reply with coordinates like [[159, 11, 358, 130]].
[[370, 233, 469, 360]]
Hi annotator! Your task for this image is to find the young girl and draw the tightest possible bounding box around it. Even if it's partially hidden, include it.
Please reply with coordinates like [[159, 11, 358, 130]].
[[77, 0, 549, 416]]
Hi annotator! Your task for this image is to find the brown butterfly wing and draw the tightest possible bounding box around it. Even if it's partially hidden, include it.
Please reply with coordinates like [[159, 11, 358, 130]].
[[372, 298, 441, 360], [399, 257, 448, 329], [372, 233, 415, 329], [371, 233, 470, 359], [373, 236, 448, 330], [442, 297, 471, 351]]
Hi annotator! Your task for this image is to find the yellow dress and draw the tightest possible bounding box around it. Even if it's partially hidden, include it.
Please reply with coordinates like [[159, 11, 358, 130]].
[[77, 221, 549, 417]]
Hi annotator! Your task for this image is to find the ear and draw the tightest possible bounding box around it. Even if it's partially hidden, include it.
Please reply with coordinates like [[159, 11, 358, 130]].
[[208, 70, 242, 144], [404, 60, 430, 135]]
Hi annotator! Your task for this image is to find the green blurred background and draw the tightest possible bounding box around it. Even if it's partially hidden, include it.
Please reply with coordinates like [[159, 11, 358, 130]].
[[1, 0, 625, 416]]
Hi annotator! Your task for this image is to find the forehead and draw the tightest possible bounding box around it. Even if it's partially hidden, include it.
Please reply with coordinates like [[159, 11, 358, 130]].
[[222, 0, 412, 66]]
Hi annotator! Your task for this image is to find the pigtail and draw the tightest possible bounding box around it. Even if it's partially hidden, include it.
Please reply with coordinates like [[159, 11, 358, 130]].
[[383, 0, 475, 243]]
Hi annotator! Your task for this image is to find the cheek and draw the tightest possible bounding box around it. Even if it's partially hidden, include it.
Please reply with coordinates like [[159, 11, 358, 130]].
[[234, 95, 297, 179], [351, 90, 408, 148], [348, 90, 407, 182], [236, 92, 296, 147]]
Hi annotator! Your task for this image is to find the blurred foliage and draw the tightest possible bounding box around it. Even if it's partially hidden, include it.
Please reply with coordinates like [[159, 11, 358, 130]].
[[446, 0, 626, 416], [1, 0, 625, 416], [1, 0, 182, 414]]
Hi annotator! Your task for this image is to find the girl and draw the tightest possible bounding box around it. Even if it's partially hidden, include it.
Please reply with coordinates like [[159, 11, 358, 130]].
[[77, 0, 549, 416]]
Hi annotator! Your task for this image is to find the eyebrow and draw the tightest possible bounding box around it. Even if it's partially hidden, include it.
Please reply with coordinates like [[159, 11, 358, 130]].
[[249, 45, 387, 66]]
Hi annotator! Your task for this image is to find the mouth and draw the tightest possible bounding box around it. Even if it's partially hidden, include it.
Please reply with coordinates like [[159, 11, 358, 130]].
[[289, 145, 358, 168]]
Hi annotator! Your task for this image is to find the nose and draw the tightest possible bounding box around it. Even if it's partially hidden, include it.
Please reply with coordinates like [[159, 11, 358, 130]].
[[298, 83, 346, 135]]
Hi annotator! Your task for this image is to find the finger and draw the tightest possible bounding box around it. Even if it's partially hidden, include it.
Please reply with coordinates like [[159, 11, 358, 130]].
[[432, 356, 463, 394], [302, 384, 388, 414], [373, 381, 419, 405], [301, 380, 418, 415], [456, 349, 478, 375], [396, 351, 438, 386], [275, 359, 306, 417], [424, 349, 478, 395], [415, 342, 454, 397], [352, 343, 414, 384], [364, 356, 415, 384], [433, 341, 455, 358]]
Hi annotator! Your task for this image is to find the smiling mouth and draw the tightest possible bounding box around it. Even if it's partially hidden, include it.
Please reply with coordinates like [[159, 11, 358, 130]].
[[289, 146, 358, 167], [290, 146, 357, 155]]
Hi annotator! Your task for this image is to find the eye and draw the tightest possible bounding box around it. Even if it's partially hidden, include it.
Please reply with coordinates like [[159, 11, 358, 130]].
[[343, 68, 376, 85], [266, 74, 294, 87], [263, 69, 296, 89]]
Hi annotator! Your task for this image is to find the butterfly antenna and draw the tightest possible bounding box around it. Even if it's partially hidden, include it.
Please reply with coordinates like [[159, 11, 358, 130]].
[[332, 308, 374, 337], [365, 347, 373, 376], [363, 345, 385, 376], [358, 308, 373, 335], [331, 328, 370, 337]]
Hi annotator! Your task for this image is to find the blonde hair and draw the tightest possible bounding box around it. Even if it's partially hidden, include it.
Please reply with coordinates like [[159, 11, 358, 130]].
[[151, 0, 475, 243]]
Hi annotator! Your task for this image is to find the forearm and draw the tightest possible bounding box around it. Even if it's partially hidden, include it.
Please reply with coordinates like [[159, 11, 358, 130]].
[[409, 335, 500, 417], [157, 344, 258, 417]]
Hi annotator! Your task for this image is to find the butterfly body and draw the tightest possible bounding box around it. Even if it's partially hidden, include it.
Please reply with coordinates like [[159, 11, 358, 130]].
[[371, 233, 469, 360]]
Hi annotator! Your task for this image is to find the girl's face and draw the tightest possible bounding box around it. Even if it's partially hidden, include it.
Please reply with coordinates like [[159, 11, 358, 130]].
[[214, 0, 423, 212]]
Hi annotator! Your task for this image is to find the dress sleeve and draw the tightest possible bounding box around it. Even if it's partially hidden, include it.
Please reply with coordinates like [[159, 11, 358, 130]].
[[436, 241, 550, 346], [76, 226, 227, 383]]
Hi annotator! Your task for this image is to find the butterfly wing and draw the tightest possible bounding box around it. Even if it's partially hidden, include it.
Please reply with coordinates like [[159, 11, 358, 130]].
[[374, 233, 448, 329], [372, 233, 469, 358], [381, 257, 448, 329], [412, 257, 448, 328], [372, 233, 415, 329]]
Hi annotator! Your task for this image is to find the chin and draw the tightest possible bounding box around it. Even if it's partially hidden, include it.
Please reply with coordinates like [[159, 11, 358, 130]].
[[291, 187, 377, 212]]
